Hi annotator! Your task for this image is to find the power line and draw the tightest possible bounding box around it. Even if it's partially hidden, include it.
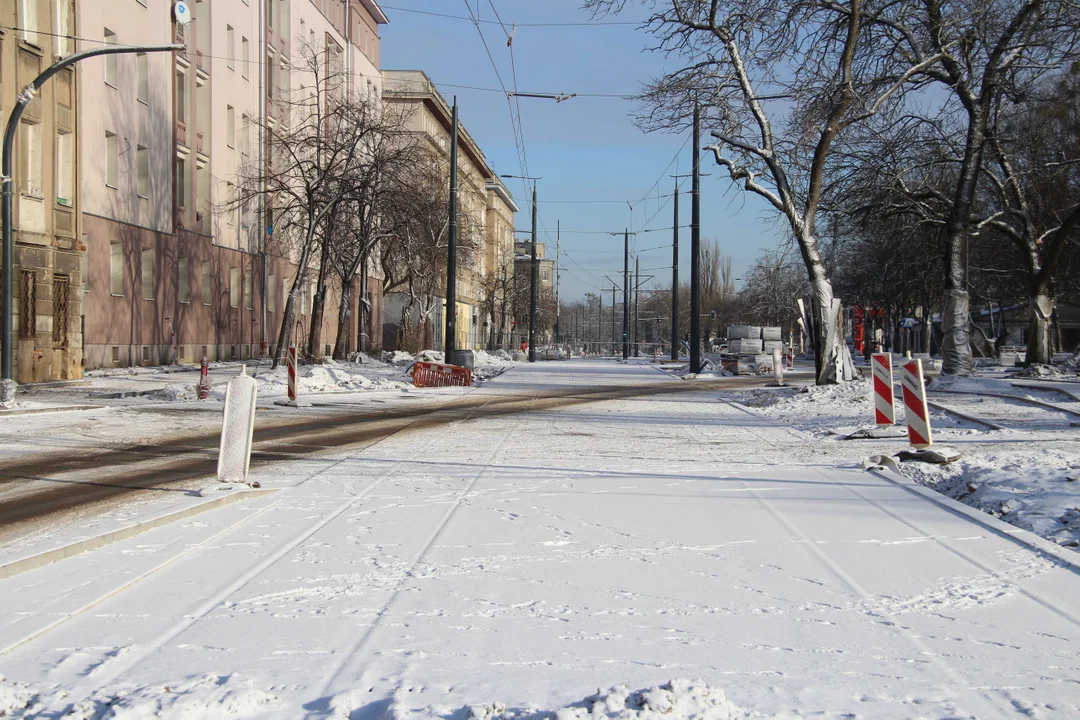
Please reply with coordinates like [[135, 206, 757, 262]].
[[379, 4, 639, 26]]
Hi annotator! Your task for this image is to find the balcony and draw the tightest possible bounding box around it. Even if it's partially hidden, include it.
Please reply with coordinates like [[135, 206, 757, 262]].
[[176, 122, 187, 146]]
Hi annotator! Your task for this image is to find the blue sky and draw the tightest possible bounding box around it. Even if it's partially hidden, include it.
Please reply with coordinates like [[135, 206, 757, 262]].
[[379, 0, 787, 301]]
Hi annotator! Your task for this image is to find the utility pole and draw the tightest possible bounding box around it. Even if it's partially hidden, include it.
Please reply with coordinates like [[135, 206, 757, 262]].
[[623, 231, 630, 359], [672, 176, 680, 360], [598, 292, 603, 355], [634, 256, 640, 357], [530, 184, 538, 362], [611, 285, 616, 355], [555, 221, 561, 348], [444, 97, 459, 361], [689, 103, 702, 373]]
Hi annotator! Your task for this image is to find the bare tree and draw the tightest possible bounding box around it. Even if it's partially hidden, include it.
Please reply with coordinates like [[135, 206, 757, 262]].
[[586, 0, 934, 383], [380, 151, 483, 351], [233, 41, 378, 367], [851, 0, 1080, 373]]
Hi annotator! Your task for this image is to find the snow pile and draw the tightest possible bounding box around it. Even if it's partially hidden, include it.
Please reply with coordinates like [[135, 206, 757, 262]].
[[48, 673, 279, 719], [1013, 363, 1074, 379], [0, 674, 36, 715], [249, 357, 411, 397], [905, 449, 1080, 548], [729, 379, 886, 434], [383, 680, 754, 719]]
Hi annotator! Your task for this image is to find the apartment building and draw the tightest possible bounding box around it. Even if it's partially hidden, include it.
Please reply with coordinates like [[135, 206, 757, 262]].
[[382, 69, 517, 352], [2, 0, 82, 383], [78, 0, 388, 370]]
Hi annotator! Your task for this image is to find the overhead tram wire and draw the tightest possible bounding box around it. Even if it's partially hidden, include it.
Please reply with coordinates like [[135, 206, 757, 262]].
[[378, 4, 639, 26]]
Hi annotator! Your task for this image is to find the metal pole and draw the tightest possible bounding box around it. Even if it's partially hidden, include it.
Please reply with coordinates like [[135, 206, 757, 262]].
[[634, 256, 640, 357], [529, 183, 538, 362], [598, 292, 602, 356], [611, 285, 616, 355], [689, 104, 702, 374], [671, 178, 679, 360], [2, 43, 181, 404], [555, 220, 560, 347], [445, 98, 458, 358], [623, 230, 629, 360]]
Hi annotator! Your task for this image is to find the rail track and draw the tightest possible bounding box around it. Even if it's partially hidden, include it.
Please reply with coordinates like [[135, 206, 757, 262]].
[[0, 375, 783, 537]]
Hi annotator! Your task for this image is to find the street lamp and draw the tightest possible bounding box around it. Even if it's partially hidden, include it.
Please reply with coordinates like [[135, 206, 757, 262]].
[[502, 174, 541, 362], [1, 42, 183, 405]]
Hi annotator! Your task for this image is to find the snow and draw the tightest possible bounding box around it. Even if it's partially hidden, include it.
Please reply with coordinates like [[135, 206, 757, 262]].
[[727, 373, 1080, 551], [2, 360, 1080, 718]]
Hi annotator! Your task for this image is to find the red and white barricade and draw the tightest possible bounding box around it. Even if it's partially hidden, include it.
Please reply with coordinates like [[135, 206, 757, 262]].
[[785, 344, 794, 370], [287, 345, 298, 402], [412, 361, 473, 388], [900, 359, 933, 448], [197, 355, 210, 400], [871, 353, 895, 426]]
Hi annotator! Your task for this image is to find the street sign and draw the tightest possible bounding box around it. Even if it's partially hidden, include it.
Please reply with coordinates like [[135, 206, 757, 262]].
[[901, 317, 916, 328]]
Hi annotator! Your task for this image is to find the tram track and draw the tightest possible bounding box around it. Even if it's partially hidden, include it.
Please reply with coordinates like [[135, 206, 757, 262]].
[[0, 375, 783, 535]]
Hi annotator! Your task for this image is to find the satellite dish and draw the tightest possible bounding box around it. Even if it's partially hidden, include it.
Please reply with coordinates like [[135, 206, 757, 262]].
[[174, 0, 192, 26]]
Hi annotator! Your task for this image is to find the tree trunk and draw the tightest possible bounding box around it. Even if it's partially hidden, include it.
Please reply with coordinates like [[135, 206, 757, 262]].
[[1024, 283, 1054, 366], [333, 277, 352, 360], [271, 238, 316, 369], [808, 277, 839, 385]]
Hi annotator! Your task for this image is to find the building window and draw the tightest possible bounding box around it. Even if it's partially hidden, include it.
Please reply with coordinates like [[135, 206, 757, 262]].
[[136, 53, 148, 104], [56, 131, 73, 205], [176, 156, 186, 207], [110, 241, 124, 296], [226, 105, 235, 148], [267, 274, 276, 312], [241, 37, 249, 79], [175, 67, 186, 123], [53, 275, 69, 346], [136, 145, 149, 197], [267, 0, 275, 30], [226, 25, 235, 69], [179, 256, 190, 304], [244, 271, 253, 309], [201, 260, 211, 305], [229, 267, 240, 308], [54, 0, 72, 55], [105, 131, 118, 187], [141, 247, 154, 300], [20, 270, 36, 339], [19, 0, 38, 45], [104, 28, 117, 86], [19, 121, 43, 198]]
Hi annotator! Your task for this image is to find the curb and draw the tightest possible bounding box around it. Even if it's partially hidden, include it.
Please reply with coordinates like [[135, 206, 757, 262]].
[[0, 404, 103, 417], [0, 488, 278, 580], [863, 463, 1080, 573]]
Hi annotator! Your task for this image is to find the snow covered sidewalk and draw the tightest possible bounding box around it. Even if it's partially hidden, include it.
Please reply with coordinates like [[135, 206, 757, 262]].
[[2, 360, 1080, 718]]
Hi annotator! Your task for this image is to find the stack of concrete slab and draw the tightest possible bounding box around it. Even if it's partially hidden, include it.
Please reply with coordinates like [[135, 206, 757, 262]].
[[728, 338, 763, 354]]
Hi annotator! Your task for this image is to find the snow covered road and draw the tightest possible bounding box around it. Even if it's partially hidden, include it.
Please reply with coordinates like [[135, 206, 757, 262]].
[[2, 360, 1080, 718]]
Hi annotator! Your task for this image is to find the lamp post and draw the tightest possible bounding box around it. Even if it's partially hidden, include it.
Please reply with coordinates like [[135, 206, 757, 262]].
[[501, 174, 541, 362], [2, 43, 182, 405]]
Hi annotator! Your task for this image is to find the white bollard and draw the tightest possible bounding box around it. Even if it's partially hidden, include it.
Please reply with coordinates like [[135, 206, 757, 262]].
[[218, 365, 258, 485], [772, 347, 783, 384]]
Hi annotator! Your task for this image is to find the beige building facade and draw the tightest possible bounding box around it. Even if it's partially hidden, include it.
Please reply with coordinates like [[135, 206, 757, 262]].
[[2, 0, 82, 383], [77, 0, 388, 370], [382, 70, 517, 352]]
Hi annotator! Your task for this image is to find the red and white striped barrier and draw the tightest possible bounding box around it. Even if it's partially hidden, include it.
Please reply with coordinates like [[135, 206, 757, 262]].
[[197, 355, 210, 400], [900, 358, 932, 448], [871, 353, 895, 426], [287, 345, 297, 402], [785, 344, 794, 370]]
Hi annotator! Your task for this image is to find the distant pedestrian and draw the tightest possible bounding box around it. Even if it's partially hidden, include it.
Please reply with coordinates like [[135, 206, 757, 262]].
[[520, 340, 528, 353]]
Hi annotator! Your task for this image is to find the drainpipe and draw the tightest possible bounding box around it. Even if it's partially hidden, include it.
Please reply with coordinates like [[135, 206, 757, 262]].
[[258, 0, 267, 359]]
